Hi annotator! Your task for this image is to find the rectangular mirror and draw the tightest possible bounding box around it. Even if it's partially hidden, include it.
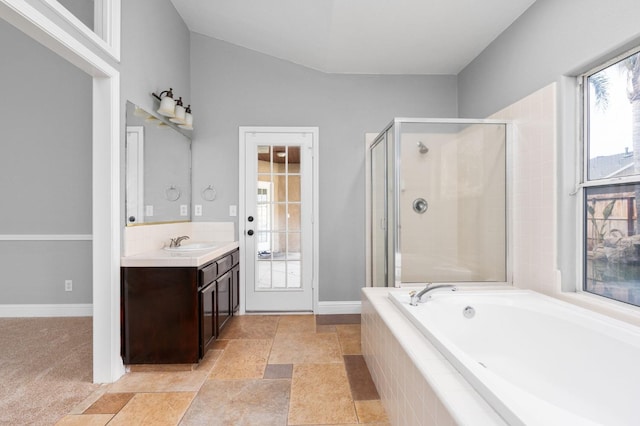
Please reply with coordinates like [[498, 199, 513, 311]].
[[125, 101, 192, 226]]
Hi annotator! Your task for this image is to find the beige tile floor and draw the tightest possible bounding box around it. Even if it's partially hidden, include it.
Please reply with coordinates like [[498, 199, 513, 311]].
[[57, 314, 389, 426]]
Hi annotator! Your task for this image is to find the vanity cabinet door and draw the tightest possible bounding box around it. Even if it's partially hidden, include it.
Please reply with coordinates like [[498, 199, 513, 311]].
[[216, 271, 232, 335], [199, 282, 215, 358], [231, 264, 240, 314]]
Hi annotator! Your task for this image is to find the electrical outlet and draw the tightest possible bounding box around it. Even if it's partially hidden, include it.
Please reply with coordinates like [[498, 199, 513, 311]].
[[180, 204, 188, 216], [195, 204, 203, 216], [145, 205, 154, 217], [65, 280, 73, 292], [229, 205, 237, 217]]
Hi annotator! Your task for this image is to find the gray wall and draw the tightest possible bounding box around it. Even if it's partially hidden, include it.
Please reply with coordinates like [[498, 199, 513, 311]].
[[0, 0, 190, 306], [120, 0, 191, 231], [120, 0, 190, 117], [457, 0, 640, 292], [458, 0, 640, 119], [190, 35, 458, 301], [0, 19, 93, 304]]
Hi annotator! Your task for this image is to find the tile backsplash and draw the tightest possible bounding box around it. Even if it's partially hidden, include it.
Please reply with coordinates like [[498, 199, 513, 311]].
[[123, 222, 234, 256]]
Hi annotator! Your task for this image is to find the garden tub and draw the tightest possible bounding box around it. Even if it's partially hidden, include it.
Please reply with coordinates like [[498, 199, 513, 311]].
[[389, 289, 640, 425]]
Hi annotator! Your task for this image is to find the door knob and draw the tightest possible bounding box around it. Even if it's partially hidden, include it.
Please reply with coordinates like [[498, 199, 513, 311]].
[[248, 216, 254, 222], [247, 230, 254, 236]]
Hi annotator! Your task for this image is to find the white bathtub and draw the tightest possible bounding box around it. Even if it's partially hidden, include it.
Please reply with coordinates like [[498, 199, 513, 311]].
[[389, 289, 640, 426]]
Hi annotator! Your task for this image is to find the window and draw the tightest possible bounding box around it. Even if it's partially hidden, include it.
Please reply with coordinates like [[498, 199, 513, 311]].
[[583, 48, 640, 307]]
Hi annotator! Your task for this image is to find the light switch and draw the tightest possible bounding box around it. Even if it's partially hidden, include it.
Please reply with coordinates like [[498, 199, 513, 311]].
[[229, 205, 237, 217], [145, 205, 154, 217], [195, 205, 203, 216], [180, 205, 188, 216]]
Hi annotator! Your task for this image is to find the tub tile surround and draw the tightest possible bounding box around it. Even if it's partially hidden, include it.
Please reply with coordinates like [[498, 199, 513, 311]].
[[362, 287, 506, 426], [495, 84, 640, 326], [123, 221, 234, 257], [490, 83, 558, 295]]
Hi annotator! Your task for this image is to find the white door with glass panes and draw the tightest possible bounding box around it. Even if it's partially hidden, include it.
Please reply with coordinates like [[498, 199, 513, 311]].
[[242, 129, 315, 312]]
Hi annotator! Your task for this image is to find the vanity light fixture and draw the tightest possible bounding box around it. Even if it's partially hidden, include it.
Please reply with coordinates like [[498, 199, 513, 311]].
[[152, 88, 194, 130]]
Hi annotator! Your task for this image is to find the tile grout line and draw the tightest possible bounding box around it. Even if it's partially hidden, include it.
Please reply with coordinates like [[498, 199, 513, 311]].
[[172, 349, 224, 426]]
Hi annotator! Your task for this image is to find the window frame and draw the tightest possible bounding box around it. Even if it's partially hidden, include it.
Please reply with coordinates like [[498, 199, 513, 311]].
[[579, 45, 640, 308], [41, 0, 120, 61]]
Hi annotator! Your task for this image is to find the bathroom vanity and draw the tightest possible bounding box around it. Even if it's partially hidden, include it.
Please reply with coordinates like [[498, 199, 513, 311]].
[[120, 242, 239, 364]]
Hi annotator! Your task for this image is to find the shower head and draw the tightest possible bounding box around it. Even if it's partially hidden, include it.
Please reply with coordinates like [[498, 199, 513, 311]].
[[417, 141, 429, 154]]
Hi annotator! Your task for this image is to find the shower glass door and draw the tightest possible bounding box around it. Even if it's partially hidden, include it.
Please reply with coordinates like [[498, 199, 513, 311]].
[[398, 121, 507, 283]]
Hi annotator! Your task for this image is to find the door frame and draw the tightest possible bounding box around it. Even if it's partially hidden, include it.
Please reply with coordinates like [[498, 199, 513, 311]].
[[239, 126, 319, 314]]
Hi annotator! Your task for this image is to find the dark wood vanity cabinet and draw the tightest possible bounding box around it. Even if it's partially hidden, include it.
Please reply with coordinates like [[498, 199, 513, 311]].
[[121, 248, 240, 364], [121, 267, 200, 364]]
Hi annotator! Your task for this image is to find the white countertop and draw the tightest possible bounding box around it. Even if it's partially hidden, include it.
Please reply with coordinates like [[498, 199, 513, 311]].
[[121, 241, 239, 267]]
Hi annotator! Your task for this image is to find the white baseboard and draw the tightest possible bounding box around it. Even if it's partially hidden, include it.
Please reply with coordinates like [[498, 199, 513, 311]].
[[316, 301, 361, 315], [0, 304, 93, 317]]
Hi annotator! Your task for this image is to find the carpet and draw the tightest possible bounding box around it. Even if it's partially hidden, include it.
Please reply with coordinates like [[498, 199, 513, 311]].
[[0, 317, 99, 425]]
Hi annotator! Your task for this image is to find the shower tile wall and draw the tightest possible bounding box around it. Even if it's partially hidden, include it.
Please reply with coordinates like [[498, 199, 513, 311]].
[[490, 83, 557, 294]]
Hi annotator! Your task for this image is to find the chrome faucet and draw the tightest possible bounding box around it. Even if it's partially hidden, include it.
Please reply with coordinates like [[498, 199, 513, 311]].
[[170, 235, 190, 247], [409, 284, 456, 306]]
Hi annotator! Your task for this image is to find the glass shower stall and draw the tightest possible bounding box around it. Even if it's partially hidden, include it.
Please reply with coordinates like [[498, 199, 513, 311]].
[[370, 118, 511, 287]]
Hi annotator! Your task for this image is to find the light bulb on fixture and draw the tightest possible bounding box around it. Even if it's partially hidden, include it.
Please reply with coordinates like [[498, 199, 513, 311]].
[[179, 105, 193, 130], [276, 152, 287, 158], [155, 88, 176, 118], [170, 97, 186, 125]]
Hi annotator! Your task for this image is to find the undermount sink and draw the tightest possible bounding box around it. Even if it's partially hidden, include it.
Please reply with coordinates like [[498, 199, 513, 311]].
[[164, 242, 218, 252]]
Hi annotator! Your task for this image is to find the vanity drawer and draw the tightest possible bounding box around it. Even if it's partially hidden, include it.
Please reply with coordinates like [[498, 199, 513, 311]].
[[232, 249, 239, 266], [199, 262, 218, 287], [216, 254, 233, 275]]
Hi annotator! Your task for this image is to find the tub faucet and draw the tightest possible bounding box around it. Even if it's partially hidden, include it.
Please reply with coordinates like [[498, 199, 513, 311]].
[[170, 235, 190, 247], [409, 284, 456, 306]]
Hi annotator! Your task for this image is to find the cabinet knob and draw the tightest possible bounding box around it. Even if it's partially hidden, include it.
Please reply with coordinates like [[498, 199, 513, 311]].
[[248, 216, 254, 222], [128, 216, 136, 223], [247, 229, 254, 236]]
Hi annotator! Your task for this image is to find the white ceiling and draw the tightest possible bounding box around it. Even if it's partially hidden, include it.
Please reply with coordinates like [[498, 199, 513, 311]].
[[170, 0, 536, 75]]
